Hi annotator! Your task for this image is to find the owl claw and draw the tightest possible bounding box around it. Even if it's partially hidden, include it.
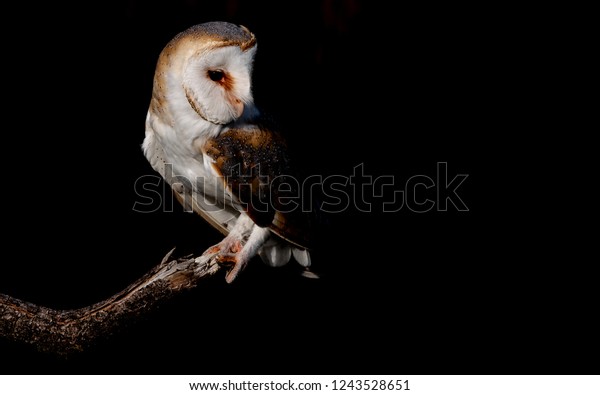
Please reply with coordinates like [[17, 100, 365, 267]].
[[215, 252, 237, 266], [224, 259, 246, 283], [214, 253, 247, 283], [204, 239, 247, 283]]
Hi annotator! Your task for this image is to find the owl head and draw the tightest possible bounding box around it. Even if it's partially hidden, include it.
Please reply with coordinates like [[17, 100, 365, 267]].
[[153, 22, 258, 126]]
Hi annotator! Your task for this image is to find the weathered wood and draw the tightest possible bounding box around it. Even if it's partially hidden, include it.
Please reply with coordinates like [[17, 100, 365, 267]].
[[0, 248, 221, 356]]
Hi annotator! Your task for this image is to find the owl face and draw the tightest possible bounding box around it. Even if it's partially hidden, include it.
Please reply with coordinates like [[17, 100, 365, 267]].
[[150, 22, 259, 140], [182, 44, 257, 125]]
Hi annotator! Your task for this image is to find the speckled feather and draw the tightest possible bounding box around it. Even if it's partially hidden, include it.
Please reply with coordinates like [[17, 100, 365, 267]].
[[204, 125, 313, 249]]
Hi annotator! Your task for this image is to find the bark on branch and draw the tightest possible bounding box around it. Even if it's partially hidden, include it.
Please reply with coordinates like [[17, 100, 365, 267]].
[[0, 248, 221, 356]]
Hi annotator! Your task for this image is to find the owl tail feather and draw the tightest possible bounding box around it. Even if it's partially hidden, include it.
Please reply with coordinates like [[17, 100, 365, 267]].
[[292, 248, 311, 268], [258, 242, 291, 267], [258, 239, 311, 269]]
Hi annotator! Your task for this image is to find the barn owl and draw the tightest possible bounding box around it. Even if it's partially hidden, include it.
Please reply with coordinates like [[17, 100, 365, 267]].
[[142, 22, 315, 283]]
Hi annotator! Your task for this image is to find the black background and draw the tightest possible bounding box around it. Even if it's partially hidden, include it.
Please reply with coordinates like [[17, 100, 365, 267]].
[[0, 1, 593, 375]]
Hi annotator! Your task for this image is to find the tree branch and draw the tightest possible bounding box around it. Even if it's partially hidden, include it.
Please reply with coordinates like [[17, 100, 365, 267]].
[[0, 248, 221, 356]]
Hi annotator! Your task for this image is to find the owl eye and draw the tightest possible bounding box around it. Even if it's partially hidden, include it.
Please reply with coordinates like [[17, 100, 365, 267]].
[[208, 69, 225, 82]]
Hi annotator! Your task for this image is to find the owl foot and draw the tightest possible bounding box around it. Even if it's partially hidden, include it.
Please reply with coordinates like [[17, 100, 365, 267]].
[[203, 220, 271, 283], [222, 255, 247, 284], [204, 239, 247, 283], [216, 251, 247, 284]]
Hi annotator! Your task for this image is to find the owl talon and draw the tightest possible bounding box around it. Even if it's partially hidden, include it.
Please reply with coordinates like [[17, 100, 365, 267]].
[[203, 239, 248, 282], [214, 253, 247, 283], [224, 259, 247, 284], [215, 253, 237, 266]]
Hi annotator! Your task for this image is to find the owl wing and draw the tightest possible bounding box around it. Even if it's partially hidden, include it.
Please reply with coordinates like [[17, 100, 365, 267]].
[[143, 128, 239, 236], [202, 124, 314, 250]]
